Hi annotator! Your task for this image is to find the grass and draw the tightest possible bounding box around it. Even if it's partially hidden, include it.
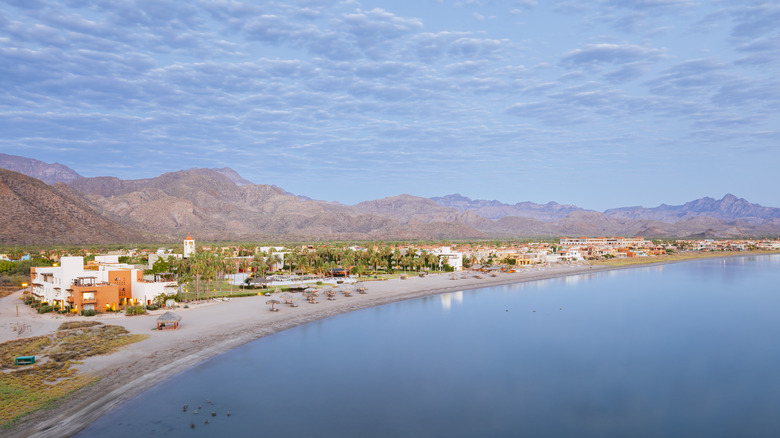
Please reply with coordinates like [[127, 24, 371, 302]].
[[0, 286, 20, 299], [0, 322, 149, 427]]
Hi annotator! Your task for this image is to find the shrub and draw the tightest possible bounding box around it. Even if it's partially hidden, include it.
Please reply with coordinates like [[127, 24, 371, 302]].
[[81, 309, 97, 317], [145, 304, 159, 311], [58, 321, 102, 330], [37, 305, 54, 314], [125, 306, 147, 316], [183, 304, 189, 309]]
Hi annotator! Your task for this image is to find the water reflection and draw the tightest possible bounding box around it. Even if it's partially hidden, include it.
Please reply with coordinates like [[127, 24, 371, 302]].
[[440, 291, 463, 311]]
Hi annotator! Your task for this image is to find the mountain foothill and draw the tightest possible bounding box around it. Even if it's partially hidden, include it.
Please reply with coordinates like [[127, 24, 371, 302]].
[[2, 153, 779, 245]]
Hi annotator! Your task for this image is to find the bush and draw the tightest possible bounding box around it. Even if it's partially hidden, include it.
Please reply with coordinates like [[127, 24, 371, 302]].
[[37, 305, 54, 314], [59, 321, 102, 330], [125, 305, 146, 316], [145, 304, 159, 311], [81, 309, 97, 317]]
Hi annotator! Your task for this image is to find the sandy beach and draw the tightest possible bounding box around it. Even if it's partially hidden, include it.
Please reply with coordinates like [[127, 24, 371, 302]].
[[0, 259, 731, 437]]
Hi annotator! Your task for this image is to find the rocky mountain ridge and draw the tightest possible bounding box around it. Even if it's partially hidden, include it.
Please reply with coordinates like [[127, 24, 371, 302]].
[[2, 154, 780, 243], [0, 169, 146, 245], [603, 194, 780, 223], [430, 193, 585, 221], [0, 153, 82, 185]]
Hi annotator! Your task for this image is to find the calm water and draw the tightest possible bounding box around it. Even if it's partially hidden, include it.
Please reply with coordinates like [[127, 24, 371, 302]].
[[78, 256, 780, 437]]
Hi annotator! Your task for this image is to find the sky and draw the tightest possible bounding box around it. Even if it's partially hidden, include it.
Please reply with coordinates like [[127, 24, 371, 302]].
[[1, 0, 778, 210]]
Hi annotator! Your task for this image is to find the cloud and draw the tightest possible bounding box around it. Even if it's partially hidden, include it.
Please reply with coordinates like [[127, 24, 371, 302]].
[[729, 4, 780, 40], [1, 0, 779, 207], [562, 43, 663, 65], [646, 58, 730, 95], [604, 0, 694, 10], [414, 31, 507, 63], [341, 8, 423, 40]]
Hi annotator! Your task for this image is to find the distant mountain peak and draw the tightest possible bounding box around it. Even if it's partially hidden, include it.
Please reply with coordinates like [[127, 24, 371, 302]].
[[605, 194, 780, 223], [208, 167, 254, 186], [431, 193, 585, 221], [0, 153, 82, 185]]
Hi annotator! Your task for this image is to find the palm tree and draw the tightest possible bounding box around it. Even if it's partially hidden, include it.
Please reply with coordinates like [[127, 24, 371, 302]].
[[272, 253, 284, 273]]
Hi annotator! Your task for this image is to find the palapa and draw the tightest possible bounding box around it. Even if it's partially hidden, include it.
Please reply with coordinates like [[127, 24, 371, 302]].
[[266, 299, 281, 311], [156, 311, 182, 330]]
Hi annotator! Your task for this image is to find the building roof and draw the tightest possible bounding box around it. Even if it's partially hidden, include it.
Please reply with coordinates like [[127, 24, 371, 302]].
[[156, 311, 182, 323]]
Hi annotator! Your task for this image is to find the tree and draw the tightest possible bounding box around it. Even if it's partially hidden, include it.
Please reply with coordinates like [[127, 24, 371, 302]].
[[150, 256, 172, 275]]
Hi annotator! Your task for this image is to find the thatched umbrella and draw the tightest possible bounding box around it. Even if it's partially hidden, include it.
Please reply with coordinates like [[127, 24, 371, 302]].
[[266, 299, 280, 311], [156, 311, 182, 330], [280, 293, 292, 304], [325, 289, 337, 300], [303, 292, 318, 304]]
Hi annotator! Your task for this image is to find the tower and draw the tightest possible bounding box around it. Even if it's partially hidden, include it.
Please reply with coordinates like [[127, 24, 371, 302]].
[[183, 233, 195, 258]]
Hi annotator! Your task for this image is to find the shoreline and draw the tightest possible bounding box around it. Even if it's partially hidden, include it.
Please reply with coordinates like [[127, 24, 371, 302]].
[[5, 253, 775, 438]]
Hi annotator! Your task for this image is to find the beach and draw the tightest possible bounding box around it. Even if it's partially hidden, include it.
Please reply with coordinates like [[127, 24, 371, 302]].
[[0, 259, 743, 437]]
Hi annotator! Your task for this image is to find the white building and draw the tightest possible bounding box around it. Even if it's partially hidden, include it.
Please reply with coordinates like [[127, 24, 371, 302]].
[[30, 256, 177, 312], [432, 247, 463, 271], [183, 234, 195, 258]]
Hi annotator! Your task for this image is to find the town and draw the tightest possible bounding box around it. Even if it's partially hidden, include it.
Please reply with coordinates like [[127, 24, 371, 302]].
[[5, 235, 779, 316]]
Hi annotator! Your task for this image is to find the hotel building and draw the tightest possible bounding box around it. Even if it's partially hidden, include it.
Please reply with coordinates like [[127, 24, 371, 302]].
[[30, 256, 177, 313]]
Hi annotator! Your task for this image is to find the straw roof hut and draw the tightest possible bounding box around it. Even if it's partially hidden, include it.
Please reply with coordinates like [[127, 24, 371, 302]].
[[266, 299, 280, 311], [156, 312, 182, 330]]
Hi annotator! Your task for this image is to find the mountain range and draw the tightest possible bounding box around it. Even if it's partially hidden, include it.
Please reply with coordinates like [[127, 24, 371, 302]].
[[1, 153, 779, 244]]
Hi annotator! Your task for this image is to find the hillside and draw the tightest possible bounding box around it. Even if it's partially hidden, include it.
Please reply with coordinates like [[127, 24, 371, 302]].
[[0, 169, 146, 245], [64, 170, 487, 241]]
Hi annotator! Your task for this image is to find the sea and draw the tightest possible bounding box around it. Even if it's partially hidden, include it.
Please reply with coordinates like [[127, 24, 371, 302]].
[[76, 255, 780, 437]]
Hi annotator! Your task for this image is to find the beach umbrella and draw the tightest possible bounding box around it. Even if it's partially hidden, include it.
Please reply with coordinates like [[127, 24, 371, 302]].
[[280, 293, 292, 304], [156, 311, 182, 330], [266, 299, 280, 311]]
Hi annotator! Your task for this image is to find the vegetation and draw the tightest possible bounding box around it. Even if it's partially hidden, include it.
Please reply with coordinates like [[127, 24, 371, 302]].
[[0, 258, 54, 298], [125, 305, 146, 316], [0, 322, 148, 426]]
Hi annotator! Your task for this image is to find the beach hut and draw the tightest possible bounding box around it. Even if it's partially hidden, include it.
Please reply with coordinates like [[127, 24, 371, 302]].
[[156, 312, 182, 330], [266, 299, 280, 311]]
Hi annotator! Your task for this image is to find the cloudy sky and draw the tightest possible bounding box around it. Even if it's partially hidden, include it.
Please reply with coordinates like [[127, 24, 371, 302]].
[[1, 0, 778, 210]]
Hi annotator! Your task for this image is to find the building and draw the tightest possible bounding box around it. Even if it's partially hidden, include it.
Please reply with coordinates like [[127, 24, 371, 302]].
[[183, 233, 195, 258], [560, 237, 649, 248], [431, 247, 463, 271], [30, 256, 177, 313]]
